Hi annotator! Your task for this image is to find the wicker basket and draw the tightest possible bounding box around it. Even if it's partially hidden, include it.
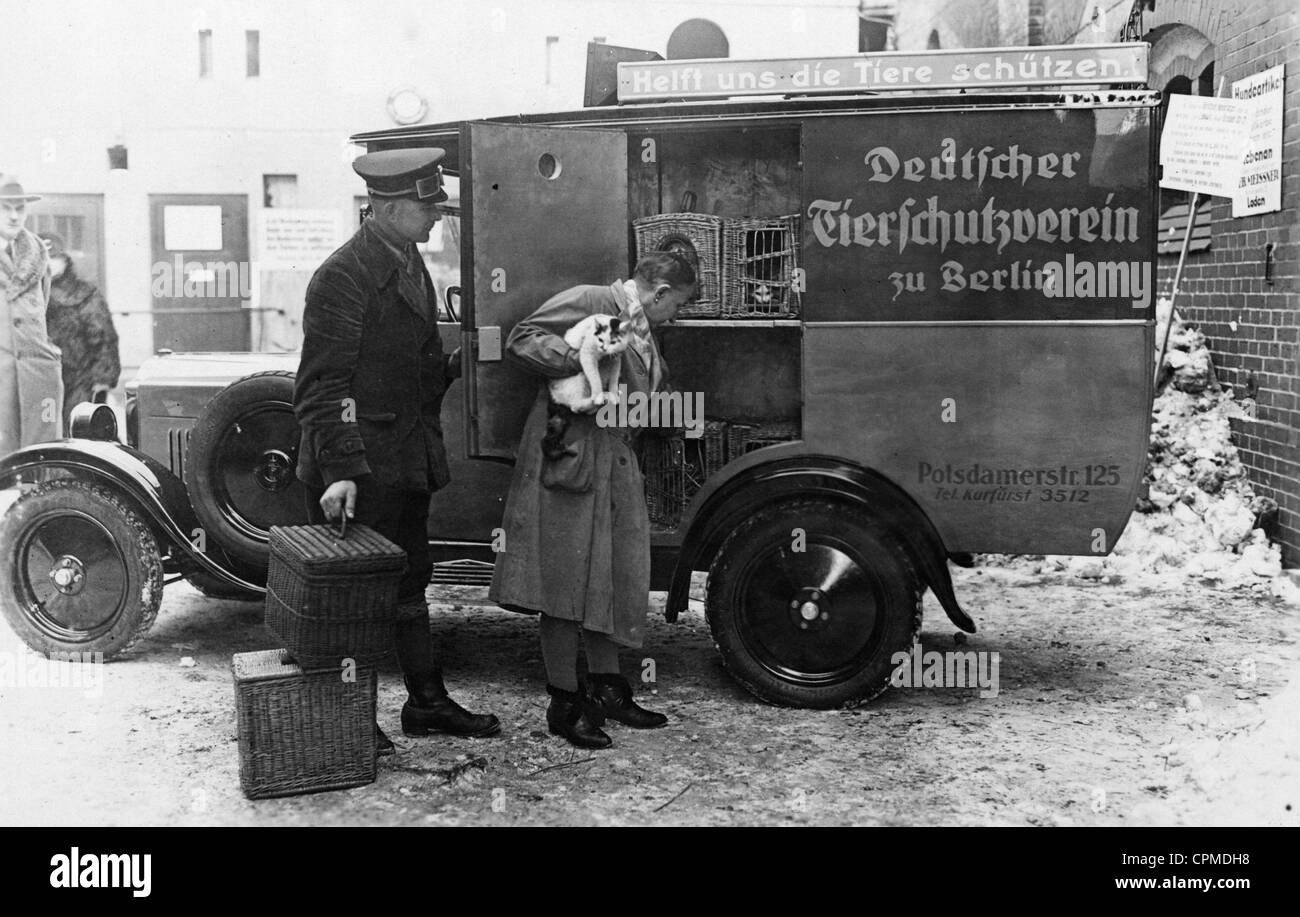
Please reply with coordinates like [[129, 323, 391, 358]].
[[233, 648, 378, 799], [722, 215, 802, 317], [726, 419, 801, 460], [633, 213, 724, 317], [641, 421, 728, 528], [264, 524, 407, 668]]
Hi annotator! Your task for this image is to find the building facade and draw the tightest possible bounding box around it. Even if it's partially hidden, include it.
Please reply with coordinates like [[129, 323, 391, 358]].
[[0, 0, 860, 377]]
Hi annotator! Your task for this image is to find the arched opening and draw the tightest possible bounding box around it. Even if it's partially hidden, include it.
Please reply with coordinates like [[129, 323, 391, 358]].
[[927, 29, 942, 50], [667, 19, 729, 59]]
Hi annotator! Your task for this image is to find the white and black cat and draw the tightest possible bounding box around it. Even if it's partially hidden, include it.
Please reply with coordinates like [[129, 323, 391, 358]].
[[541, 312, 631, 461]]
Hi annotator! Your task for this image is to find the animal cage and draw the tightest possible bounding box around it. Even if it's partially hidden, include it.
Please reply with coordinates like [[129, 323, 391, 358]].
[[722, 215, 802, 317], [632, 213, 724, 317], [641, 421, 728, 528]]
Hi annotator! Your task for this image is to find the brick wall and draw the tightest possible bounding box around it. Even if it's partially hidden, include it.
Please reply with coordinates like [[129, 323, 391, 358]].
[[1148, 0, 1300, 566]]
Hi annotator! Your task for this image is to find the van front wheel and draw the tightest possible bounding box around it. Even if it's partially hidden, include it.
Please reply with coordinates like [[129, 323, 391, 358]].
[[705, 498, 922, 709]]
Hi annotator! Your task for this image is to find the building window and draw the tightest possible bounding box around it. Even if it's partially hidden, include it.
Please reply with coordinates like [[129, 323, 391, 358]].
[[1156, 75, 1210, 255], [263, 175, 298, 209], [546, 36, 559, 86], [198, 29, 212, 78], [246, 30, 260, 77]]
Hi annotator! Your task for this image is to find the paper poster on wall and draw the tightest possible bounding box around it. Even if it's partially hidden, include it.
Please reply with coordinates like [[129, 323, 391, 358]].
[[257, 209, 343, 270], [163, 204, 224, 251], [1231, 64, 1284, 217], [1159, 95, 1251, 198]]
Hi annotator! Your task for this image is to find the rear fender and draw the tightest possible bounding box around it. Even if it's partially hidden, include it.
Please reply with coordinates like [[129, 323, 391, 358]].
[[0, 440, 264, 593], [666, 445, 974, 633]]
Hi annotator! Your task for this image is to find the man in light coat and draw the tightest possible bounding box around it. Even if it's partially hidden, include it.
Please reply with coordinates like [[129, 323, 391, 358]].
[[0, 175, 63, 456]]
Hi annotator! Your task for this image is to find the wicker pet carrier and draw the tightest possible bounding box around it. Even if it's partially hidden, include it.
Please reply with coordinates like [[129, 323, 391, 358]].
[[233, 648, 378, 799], [264, 523, 407, 668], [641, 421, 728, 528], [632, 213, 724, 317], [725, 419, 802, 461], [722, 215, 802, 317]]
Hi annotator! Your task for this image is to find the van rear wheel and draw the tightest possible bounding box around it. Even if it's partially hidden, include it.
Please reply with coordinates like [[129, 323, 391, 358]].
[[705, 498, 922, 709]]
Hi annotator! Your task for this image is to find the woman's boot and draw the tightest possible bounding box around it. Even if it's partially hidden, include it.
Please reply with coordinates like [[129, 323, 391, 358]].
[[587, 673, 668, 728], [546, 684, 612, 749]]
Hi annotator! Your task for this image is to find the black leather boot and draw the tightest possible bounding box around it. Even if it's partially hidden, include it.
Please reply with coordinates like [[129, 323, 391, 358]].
[[546, 683, 612, 749], [375, 723, 395, 757], [401, 668, 501, 737], [395, 617, 500, 738], [587, 673, 668, 729]]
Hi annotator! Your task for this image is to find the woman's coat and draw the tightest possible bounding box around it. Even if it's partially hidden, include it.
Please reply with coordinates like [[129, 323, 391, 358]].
[[1, 228, 63, 454], [488, 282, 664, 648]]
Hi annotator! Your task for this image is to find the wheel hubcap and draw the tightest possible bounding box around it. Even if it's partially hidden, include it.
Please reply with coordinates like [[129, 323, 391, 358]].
[[18, 512, 129, 639], [215, 406, 304, 537], [254, 448, 295, 492], [48, 555, 88, 595], [738, 541, 884, 686]]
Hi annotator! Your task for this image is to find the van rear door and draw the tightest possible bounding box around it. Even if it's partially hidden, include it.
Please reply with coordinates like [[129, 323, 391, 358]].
[[460, 122, 628, 460]]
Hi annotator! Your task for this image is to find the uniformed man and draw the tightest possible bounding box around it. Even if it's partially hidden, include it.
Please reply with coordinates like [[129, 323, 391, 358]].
[[294, 149, 499, 753]]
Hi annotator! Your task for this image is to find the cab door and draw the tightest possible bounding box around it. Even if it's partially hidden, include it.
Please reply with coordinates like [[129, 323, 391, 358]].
[[460, 122, 628, 460]]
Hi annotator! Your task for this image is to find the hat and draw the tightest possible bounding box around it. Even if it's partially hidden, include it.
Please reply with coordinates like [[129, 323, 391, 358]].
[[38, 231, 67, 258], [353, 149, 447, 202], [0, 174, 41, 203]]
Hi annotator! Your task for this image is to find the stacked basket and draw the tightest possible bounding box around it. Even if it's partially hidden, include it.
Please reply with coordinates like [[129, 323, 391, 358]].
[[232, 522, 407, 799]]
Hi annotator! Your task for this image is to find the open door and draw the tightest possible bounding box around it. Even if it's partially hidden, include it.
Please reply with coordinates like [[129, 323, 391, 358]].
[[461, 122, 628, 460]]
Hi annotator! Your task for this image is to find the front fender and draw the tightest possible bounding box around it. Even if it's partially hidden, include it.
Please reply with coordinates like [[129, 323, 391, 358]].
[[0, 440, 264, 593], [666, 445, 974, 633]]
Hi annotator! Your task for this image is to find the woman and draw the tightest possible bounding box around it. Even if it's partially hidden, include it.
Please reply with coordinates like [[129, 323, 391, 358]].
[[40, 232, 120, 429], [489, 252, 697, 749]]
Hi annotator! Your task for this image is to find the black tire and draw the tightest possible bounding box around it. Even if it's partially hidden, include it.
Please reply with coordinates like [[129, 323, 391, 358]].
[[705, 497, 922, 709], [0, 480, 164, 659], [185, 370, 308, 574], [185, 570, 263, 603]]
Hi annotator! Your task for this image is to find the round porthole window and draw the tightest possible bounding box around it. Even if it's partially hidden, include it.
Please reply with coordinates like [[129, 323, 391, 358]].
[[538, 153, 561, 180], [387, 87, 428, 126]]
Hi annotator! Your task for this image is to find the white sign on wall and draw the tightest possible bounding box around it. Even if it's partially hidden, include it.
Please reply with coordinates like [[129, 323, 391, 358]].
[[1159, 95, 1251, 198], [256, 209, 344, 270], [1231, 64, 1284, 218]]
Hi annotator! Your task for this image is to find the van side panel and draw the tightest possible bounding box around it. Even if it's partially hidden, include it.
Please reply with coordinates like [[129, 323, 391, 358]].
[[803, 321, 1152, 555], [802, 107, 1156, 323]]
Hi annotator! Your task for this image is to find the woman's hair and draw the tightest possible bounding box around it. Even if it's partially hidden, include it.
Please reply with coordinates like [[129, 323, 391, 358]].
[[634, 251, 697, 291]]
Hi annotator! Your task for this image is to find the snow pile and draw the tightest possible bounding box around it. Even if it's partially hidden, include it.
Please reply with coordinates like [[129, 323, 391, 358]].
[[983, 302, 1293, 595], [1131, 674, 1300, 826]]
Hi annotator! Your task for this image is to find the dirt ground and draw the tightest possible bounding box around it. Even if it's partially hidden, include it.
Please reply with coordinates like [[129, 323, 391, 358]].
[[1, 565, 1297, 827]]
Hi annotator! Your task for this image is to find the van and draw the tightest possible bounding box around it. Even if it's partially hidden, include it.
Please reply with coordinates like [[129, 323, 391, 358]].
[[0, 42, 1159, 708]]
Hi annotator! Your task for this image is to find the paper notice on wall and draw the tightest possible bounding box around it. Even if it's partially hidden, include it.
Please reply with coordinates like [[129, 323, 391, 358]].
[[1231, 65, 1284, 217], [1159, 95, 1251, 198], [257, 209, 343, 270]]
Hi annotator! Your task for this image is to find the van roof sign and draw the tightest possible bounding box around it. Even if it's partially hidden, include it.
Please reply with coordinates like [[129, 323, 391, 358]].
[[616, 43, 1148, 102]]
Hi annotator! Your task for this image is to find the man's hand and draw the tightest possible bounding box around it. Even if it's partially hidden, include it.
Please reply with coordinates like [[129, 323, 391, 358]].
[[91, 384, 111, 404], [320, 479, 357, 522]]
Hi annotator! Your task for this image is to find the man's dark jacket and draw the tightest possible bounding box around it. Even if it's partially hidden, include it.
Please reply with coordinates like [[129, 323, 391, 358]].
[[294, 218, 456, 493]]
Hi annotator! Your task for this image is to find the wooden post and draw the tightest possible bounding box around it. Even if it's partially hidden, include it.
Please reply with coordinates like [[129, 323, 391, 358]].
[[1154, 191, 1198, 387]]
